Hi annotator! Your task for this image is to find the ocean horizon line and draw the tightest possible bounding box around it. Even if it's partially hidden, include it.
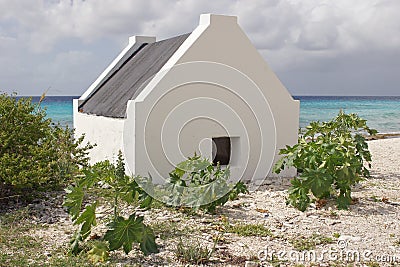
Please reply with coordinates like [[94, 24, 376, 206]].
[[5, 92, 400, 98], [15, 94, 400, 98]]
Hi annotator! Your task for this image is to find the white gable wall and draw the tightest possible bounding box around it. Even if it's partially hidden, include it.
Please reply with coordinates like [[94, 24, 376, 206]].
[[123, 14, 299, 184], [173, 14, 300, 178]]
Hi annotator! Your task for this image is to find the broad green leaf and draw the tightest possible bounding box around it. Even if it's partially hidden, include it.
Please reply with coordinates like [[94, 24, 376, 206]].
[[337, 194, 351, 210], [64, 185, 84, 221], [75, 202, 97, 239], [139, 193, 153, 209], [105, 215, 143, 254], [104, 213, 157, 255], [303, 171, 332, 199], [287, 188, 310, 212], [139, 226, 159, 255]]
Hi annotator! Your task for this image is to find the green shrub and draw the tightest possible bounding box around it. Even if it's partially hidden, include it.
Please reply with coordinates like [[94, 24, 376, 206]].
[[0, 93, 91, 189], [274, 111, 377, 211], [163, 155, 248, 213], [64, 152, 158, 261]]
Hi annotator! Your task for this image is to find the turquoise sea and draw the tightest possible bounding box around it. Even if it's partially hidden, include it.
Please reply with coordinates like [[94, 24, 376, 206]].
[[294, 96, 400, 133], [32, 96, 400, 134]]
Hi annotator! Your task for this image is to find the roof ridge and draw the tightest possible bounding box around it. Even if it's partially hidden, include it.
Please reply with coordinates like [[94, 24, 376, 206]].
[[79, 33, 191, 118], [79, 43, 148, 110]]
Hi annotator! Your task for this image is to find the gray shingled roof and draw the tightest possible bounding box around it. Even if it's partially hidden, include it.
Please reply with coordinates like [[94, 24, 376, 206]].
[[79, 33, 190, 118]]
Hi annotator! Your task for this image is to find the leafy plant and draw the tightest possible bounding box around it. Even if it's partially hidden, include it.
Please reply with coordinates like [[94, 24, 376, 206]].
[[162, 155, 248, 213], [274, 111, 377, 211], [64, 152, 158, 261], [0, 93, 92, 189]]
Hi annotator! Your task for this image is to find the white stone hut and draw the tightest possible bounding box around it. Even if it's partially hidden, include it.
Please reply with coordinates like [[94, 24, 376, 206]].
[[74, 14, 299, 184]]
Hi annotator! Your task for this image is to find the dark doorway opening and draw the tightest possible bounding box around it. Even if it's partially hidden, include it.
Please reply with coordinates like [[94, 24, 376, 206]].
[[212, 137, 231, 166]]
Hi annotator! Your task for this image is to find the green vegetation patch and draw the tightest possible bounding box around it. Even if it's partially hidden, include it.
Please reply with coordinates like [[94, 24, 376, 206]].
[[289, 234, 334, 251], [174, 238, 212, 265], [274, 110, 377, 211], [226, 222, 273, 237], [0, 93, 92, 190]]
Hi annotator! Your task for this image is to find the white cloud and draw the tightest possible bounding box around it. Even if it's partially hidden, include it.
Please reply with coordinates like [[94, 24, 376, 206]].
[[2, 0, 400, 52], [0, 0, 399, 95]]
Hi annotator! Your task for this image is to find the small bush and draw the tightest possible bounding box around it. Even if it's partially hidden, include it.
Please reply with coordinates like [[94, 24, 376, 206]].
[[274, 111, 377, 211], [0, 93, 91, 189], [163, 155, 248, 213]]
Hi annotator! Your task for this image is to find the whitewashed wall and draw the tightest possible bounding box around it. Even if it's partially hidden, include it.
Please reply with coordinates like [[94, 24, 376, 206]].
[[73, 99, 125, 165], [124, 14, 299, 184]]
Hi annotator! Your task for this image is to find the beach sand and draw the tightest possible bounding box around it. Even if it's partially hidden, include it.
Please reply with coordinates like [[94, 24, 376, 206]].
[[369, 137, 400, 177]]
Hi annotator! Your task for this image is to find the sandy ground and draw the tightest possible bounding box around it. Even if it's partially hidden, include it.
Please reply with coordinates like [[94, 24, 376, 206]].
[[214, 137, 400, 266], [12, 138, 400, 266]]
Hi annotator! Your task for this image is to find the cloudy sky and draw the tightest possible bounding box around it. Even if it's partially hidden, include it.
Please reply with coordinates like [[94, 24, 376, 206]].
[[0, 0, 399, 96]]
